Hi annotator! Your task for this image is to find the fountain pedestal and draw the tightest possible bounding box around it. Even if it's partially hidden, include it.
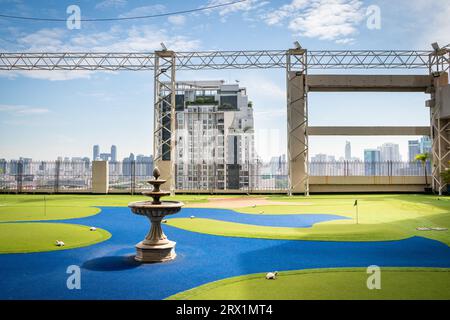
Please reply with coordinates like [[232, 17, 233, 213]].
[[128, 168, 184, 263]]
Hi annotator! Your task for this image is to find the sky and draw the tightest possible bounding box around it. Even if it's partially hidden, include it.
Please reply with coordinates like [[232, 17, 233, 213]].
[[0, 0, 449, 162]]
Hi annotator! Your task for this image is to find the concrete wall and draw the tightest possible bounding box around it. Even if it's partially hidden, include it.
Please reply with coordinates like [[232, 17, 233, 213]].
[[309, 176, 426, 193], [92, 161, 109, 194]]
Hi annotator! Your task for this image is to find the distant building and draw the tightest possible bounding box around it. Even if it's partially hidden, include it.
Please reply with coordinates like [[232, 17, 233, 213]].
[[99, 153, 110, 161], [408, 140, 420, 162], [111, 145, 117, 162], [93, 145, 100, 161], [364, 149, 381, 175], [419, 136, 432, 154], [135, 155, 153, 177], [122, 153, 135, 176], [378, 143, 401, 162], [345, 141, 351, 160], [310, 154, 336, 176], [0, 159, 7, 174]]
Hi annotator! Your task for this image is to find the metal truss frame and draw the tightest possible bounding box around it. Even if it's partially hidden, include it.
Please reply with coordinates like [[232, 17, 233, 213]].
[[0, 49, 446, 71], [430, 107, 450, 195], [153, 50, 176, 193], [429, 47, 450, 195]]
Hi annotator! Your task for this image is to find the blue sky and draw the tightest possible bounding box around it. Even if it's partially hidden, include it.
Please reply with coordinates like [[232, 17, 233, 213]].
[[0, 0, 448, 161]]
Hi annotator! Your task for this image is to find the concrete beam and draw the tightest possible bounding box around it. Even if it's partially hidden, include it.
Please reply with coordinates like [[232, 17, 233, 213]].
[[307, 75, 432, 92], [309, 176, 425, 193], [308, 126, 430, 136]]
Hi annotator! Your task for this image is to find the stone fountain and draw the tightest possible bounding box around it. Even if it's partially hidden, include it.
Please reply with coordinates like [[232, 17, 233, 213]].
[[128, 167, 184, 263]]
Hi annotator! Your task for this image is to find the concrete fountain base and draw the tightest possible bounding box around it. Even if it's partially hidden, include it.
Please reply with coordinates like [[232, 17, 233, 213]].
[[135, 240, 177, 263]]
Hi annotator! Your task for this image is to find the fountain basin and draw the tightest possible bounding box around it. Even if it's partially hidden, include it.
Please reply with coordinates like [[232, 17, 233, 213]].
[[127, 167, 184, 263]]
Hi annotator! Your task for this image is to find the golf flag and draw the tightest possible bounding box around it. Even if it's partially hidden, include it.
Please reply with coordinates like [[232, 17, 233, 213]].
[[354, 200, 358, 207], [354, 200, 359, 224]]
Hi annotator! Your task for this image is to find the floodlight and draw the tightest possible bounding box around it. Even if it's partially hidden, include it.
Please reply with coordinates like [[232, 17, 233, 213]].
[[431, 42, 440, 51], [293, 41, 302, 49], [160, 42, 168, 51]]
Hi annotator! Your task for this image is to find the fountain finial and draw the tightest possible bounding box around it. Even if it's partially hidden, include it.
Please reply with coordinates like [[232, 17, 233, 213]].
[[153, 167, 161, 180], [141, 166, 169, 204]]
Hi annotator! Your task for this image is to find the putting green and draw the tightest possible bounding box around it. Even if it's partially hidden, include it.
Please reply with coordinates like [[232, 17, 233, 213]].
[[0, 194, 210, 222], [0, 222, 111, 253], [0, 206, 100, 222], [169, 194, 450, 245], [166, 218, 411, 241], [167, 268, 450, 300]]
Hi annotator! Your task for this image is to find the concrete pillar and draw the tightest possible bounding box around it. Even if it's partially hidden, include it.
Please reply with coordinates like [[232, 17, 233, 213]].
[[154, 160, 172, 192], [92, 160, 109, 194], [430, 72, 450, 194], [287, 71, 308, 194]]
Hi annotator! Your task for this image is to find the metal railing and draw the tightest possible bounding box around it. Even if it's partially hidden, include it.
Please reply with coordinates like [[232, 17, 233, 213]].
[[309, 161, 431, 177], [0, 160, 430, 193], [0, 160, 91, 192], [108, 161, 154, 194]]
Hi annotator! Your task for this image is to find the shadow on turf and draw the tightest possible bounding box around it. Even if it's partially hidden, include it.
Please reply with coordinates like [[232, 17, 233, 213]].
[[82, 255, 141, 271]]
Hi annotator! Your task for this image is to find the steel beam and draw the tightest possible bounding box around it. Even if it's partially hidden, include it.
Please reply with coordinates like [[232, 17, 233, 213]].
[[0, 49, 445, 71]]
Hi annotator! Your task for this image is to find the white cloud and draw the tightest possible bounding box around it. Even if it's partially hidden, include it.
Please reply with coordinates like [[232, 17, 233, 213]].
[[0, 104, 50, 115], [204, 0, 268, 18], [95, 0, 128, 9], [409, 1, 450, 48], [118, 4, 166, 18], [168, 15, 186, 26], [263, 0, 365, 42]]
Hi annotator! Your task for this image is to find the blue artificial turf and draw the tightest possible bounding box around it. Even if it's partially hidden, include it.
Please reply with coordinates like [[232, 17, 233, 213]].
[[0, 207, 449, 300], [172, 208, 349, 227]]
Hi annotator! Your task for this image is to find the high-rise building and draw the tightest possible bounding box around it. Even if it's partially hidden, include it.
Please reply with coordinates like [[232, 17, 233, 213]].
[[378, 143, 401, 162], [135, 155, 153, 177], [99, 153, 110, 161], [172, 81, 256, 190], [345, 141, 351, 160], [364, 149, 381, 175], [408, 140, 420, 161], [110, 145, 117, 162], [419, 136, 432, 154], [93, 145, 100, 161], [122, 153, 135, 176]]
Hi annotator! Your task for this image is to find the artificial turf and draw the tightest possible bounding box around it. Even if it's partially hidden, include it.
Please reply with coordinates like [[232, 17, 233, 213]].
[[167, 194, 450, 245], [0, 222, 111, 253], [167, 267, 450, 300], [0, 194, 210, 222]]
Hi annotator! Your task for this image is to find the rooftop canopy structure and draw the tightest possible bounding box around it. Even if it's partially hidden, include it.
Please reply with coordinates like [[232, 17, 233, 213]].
[[1, 44, 449, 195]]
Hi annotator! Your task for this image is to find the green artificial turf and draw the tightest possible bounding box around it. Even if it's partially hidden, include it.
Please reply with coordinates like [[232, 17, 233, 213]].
[[167, 267, 450, 300], [0, 222, 111, 253], [0, 194, 209, 222], [166, 218, 411, 241], [168, 194, 450, 245]]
